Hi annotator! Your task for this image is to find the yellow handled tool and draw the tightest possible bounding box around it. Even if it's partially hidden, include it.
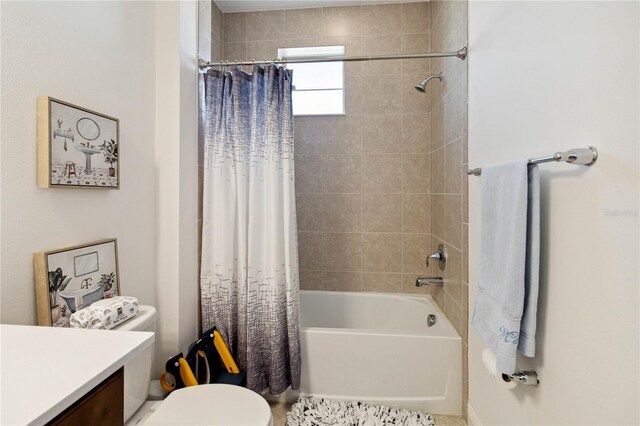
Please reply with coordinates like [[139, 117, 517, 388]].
[[213, 330, 240, 373], [160, 354, 198, 392]]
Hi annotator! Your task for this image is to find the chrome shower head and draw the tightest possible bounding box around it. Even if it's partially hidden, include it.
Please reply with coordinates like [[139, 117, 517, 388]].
[[415, 72, 444, 92]]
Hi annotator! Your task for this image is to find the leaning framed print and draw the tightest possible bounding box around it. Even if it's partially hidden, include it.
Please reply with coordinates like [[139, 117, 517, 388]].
[[34, 239, 120, 327], [38, 97, 120, 189]]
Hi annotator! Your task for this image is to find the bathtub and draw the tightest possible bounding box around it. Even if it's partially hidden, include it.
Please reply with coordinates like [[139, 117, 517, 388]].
[[270, 290, 462, 415]]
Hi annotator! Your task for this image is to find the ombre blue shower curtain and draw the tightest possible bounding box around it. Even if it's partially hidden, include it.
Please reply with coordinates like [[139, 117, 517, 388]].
[[200, 65, 300, 393]]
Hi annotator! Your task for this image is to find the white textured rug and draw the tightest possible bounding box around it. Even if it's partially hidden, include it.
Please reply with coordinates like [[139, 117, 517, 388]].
[[286, 397, 436, 426]]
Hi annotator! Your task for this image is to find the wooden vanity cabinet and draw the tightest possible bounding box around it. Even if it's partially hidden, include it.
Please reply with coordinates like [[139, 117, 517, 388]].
[[48, 368, 124, 426]]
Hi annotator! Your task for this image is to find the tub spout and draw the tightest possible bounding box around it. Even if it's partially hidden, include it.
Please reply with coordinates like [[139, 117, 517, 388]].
[[415, 277, 444, 287]]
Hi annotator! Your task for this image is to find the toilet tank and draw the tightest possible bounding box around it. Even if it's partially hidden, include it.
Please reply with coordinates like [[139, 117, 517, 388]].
[[112, 305, 157, 422]]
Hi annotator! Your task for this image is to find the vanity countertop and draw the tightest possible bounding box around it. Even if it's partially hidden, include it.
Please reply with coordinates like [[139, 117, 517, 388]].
[[0, 324, 153, 425]]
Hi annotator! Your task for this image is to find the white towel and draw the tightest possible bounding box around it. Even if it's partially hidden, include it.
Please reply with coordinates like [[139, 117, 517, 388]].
[[471, 160, 540, 374]]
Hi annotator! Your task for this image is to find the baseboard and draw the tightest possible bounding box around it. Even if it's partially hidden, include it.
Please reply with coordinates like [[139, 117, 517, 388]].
[[467, 401, 482, 426]]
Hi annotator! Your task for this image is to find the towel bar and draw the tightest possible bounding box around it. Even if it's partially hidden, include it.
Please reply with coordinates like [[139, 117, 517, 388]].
[[467, 146, 597, 176]]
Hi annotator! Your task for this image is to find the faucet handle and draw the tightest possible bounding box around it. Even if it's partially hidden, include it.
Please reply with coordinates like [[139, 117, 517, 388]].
[[426, 243, 447, 271]]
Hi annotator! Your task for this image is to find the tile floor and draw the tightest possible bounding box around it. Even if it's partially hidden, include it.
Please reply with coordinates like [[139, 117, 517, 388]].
[[269, 401, 465, 426]]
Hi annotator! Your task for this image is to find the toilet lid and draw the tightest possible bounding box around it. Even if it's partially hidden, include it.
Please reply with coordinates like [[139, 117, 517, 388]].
[[144, 384, 273, 425]]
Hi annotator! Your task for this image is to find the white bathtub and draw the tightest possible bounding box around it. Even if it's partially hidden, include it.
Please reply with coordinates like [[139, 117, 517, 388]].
[[271, 290, 462, 415]]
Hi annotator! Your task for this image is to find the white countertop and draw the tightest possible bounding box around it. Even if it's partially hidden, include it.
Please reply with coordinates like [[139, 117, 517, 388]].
[[0, 324, 154, 425]]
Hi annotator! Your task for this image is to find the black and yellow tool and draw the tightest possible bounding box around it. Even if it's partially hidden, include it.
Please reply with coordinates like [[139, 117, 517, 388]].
[[160, 327, 245, 393], [160, 354, 198, 392]]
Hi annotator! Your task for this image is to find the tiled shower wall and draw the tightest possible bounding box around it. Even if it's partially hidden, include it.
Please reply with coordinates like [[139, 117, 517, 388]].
[[203, 0, 468, 416], [428, 0, 469, 419], [218, 3, 439, 295]]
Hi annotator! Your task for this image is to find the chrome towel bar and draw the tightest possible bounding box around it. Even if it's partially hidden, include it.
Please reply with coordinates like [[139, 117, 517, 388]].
[[467, 146, 598, 176]]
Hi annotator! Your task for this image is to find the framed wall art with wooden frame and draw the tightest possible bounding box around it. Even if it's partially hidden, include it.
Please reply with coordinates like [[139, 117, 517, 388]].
[[34, 239, 120, 327], [38, 97, 120, 189]]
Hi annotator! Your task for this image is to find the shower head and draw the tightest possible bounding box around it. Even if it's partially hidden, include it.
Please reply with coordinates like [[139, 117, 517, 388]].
[[415, 72, 444, 92]]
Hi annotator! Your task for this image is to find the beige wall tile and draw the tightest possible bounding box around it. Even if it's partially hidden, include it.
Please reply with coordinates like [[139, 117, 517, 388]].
[[444, 244, 462, 308], [362, 233, 402, 272], [322, 233, 361, 271], [431, 147, 444, 194], [362, 114, 402, 154], [444, 138, 462, 194], [361, 76, 401, 114], [362, 154, 403, 193], [428, 59, 444, 109], [298, 232, 323, 270], [444, 84, 463, 144], [323, 115, 362, 154], [402, 114, 430, 153], [430, 99, 444, 150], [433, 282, 446, 309], [295, 154, 322, 193], [402, 273, 433, 295], [223, 42, 247, 61], [300, 270, 323, 290], [322, 6, 361, 37], [445, 292, 463, 337], [246, 40, 284, 61], [296, 193, 323, 232], [402, 233, 430, 273], [462, 102, 468, 163], [212, 36, 224, 62], [361, 35, 402, 75], [285, 8, 322, 39], [361, 3, 401, 35], [462, 223, 469, 284], [403, 154, 430, 193], [323, 194, 361, 232], [345, 75, 362, 114], [401, 2, 430, 34], [212, 3, 224, 40], [402, 74, 429, 114], [323, 155, 361, 193], [431, 194, 445, 240], [403, 194, 430, 233], [444, 194, 462, 249], [430, 0, 444, 28], [323, 271, 362, 291], [295, 117, 323, 154], [462, 283, 469, 344], [363, 273, 403, 292], [246, 10, 284, 41], [362, 193, 403, 232], [224, 13, 246, 42], [401, 34, 430, 75], [463, 164, 469, 223]]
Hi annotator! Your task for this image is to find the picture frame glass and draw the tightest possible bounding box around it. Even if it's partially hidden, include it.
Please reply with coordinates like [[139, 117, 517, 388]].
[[40, 240, 120, 327], [48, 99, 119, 188]]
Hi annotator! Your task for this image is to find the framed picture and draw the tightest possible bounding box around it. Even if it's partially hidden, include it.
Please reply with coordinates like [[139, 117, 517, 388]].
[[34, 239, 120, 327], [38, 97, 119, 189]]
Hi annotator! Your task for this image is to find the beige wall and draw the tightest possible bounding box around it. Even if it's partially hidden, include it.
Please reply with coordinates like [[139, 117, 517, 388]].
[[220, 3, 440, 295], [428, 0, 469, 419], [468, 2, 639, 424], [0, 1, 158, 324]]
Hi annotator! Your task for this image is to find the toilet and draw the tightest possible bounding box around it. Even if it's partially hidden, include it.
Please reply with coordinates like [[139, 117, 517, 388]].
[[115, 305, 273, 426]]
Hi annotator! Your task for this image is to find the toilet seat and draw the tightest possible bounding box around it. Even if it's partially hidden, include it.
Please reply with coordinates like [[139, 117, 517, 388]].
[[144, 384, 273, 426]]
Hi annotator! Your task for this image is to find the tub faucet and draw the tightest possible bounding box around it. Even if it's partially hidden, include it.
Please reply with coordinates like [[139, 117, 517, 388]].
[[415, 277, 444, 287]]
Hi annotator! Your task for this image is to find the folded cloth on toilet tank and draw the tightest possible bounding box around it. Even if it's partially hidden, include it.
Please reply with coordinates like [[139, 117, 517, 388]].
[[70, 296, 139, 330]]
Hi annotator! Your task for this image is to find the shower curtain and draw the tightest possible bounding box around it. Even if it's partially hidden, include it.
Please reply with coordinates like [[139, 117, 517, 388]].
[[200, 65, 300, 394]]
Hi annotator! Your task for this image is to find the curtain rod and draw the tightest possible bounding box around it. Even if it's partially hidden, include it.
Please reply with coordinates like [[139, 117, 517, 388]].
[[199, 47, 467, 69]]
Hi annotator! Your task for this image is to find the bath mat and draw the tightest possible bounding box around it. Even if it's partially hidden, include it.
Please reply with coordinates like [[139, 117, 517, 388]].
[[286, 396, 436, 426]]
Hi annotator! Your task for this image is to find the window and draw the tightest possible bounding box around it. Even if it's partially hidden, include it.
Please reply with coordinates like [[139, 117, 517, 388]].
[[277, 45, 345, 116]]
